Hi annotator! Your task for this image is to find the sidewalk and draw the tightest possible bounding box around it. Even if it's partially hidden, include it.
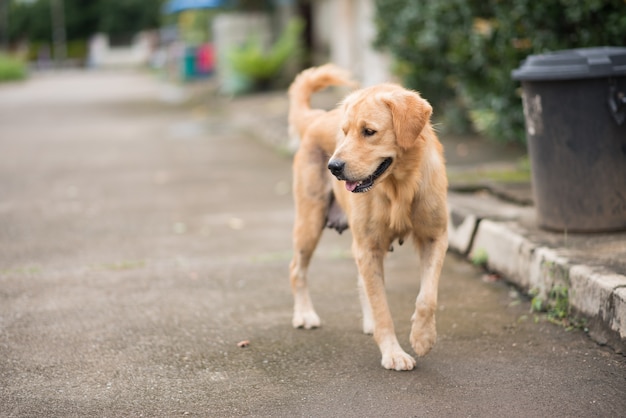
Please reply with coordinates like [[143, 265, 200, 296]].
[[222, 87, 626, 354], [2, 71, 625, 416]]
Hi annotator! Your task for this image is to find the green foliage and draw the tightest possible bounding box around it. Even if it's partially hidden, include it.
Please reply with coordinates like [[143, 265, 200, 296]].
[[0, 53, 27, 82], [7, 0, 164, 44], [178, 9, 216, 45], [375, 0, 626, 143], [529, 284, 586, 330], [7, 0, 52, 42], [98, 0, 164, 41], [547, 285, 570, 321], [530, 293, 544, 315], [223, 0, 273, 12], [471, 248, 489, 267], [530, 288, 561, 316], [66, 39, 88, 61], [228, 18, 304, 90]]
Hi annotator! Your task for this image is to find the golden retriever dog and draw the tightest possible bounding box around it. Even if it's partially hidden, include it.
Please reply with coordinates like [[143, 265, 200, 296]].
[[287, 64, 448, 371]]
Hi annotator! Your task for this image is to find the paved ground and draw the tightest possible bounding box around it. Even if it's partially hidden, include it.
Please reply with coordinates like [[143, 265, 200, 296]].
[[1, 71, 625, 417]]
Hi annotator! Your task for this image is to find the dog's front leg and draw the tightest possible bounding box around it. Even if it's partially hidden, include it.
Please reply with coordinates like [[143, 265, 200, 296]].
[[410, 235, 448, 356], [354, 242, 416, 371], [357, 274, 374, 335]]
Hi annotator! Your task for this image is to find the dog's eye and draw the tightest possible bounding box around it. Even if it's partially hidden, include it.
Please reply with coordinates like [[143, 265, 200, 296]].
[[363, 128, 377, 137]]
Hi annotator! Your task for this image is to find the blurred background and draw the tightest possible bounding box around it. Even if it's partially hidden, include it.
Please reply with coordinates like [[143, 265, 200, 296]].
[[0, 0, 625, 144]]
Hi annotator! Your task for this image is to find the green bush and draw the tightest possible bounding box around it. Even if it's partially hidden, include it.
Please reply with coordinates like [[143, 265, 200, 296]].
[[0, 54, 27, 82], [228, 18, 304, 92], [375, 0, 626, 143], [66, 40, 89, 63]]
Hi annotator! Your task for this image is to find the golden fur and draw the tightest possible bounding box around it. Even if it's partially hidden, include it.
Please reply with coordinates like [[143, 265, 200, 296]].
[[288, 64, 448, 371]]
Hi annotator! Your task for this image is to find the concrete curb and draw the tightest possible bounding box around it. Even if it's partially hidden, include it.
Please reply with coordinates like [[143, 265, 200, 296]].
[[448, 193, 626, 353]]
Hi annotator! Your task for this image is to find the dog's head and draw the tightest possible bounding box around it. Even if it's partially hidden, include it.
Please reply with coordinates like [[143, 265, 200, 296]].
[[327, 84, 433, 193]]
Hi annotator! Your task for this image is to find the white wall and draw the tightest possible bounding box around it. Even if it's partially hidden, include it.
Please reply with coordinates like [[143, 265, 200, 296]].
[[311, 0, 392, 86], [88, 32, 155, 68]]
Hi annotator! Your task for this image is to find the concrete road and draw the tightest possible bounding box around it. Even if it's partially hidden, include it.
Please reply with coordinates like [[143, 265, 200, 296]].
[[0, 71, 624, 417]]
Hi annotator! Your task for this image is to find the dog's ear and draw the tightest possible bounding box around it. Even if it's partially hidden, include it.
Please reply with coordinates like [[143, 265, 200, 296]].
[[382, 90, 432, 150]]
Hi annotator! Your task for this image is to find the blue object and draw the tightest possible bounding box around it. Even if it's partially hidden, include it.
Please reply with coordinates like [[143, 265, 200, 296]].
[[163, 0, 224, 14]]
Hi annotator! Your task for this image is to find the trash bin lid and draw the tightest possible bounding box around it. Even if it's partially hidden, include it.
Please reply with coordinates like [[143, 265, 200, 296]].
[[512, 47, 626, 81]]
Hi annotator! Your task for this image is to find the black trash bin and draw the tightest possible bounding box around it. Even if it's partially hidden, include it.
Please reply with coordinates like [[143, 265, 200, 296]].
[[512, 47, 626, 232]]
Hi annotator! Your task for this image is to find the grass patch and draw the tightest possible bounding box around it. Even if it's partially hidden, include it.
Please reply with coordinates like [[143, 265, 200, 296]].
[[0, 266, 41, 276], [471, 248, 489, 268], [0, 53, 27, 82], [529, 285, 587, 331], [447, 156, 531, 185], [448, 166, 531, 185], [93, 260, 146, 271]]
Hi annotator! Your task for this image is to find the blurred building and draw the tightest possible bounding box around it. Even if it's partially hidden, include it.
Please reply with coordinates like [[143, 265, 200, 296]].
[[156, 0, 392, 87], [88, 31, 157, 68], [306, 0, 392, 86]]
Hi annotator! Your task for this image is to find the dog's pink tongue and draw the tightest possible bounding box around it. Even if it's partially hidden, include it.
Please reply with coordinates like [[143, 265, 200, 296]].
[[345, 181, 358, 192]]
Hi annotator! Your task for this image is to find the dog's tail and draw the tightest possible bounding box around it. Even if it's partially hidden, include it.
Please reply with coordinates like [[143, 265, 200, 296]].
[[288, 64, 357, 142]]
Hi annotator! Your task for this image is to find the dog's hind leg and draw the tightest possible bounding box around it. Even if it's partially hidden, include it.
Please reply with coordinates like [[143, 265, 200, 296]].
[[289, 148, 329, 329], [290, 217, 324, 329]]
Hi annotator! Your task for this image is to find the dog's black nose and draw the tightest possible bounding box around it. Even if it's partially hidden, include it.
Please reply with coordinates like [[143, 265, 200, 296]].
[[327, 160, 345, 177]]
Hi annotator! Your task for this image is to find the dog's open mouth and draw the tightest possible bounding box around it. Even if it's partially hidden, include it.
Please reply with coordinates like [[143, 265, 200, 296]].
[[345, 157, 393, 193]]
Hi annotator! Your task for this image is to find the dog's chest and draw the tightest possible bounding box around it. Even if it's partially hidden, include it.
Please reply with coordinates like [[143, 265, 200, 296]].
[[370, 192, 415, 237]]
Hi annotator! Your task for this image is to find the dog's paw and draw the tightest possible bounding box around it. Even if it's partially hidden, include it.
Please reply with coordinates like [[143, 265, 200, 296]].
[[292, 309, 321, 329], [410, 311, 437, 357], [381, 350, 416, 371]]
